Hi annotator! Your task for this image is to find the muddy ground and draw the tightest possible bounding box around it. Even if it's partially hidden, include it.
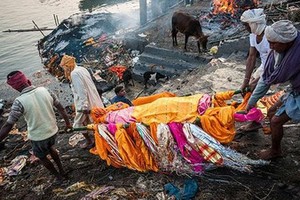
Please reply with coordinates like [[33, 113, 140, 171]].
[[1, 0, 300, 200]]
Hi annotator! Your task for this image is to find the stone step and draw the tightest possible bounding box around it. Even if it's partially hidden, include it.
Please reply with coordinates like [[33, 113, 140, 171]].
[[142, 45, 209, 63]]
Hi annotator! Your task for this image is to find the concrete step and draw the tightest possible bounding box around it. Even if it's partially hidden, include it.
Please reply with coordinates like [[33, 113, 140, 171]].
[[133, 44, 212, 80]]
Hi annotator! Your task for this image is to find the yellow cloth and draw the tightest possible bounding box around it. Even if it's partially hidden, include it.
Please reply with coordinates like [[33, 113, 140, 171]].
[[132, 92, 176, 106], [212, 91, 235, 107], [59, 55, 76, 81], [132, 94, 203, 125]]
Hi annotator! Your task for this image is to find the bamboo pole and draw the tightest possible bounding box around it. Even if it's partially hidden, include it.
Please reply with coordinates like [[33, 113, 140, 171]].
[[53, 14, 57, 26], [32, 20, 45, 36], [139, 0, 147, 25]]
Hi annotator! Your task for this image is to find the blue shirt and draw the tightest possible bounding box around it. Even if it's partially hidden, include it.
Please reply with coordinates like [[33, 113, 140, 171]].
[[111, 95, 133, 106]]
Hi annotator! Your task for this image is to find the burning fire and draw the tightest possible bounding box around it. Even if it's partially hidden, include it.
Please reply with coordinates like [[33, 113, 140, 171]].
[[213, 0, 236, 15], [212, 0, 260, 15]]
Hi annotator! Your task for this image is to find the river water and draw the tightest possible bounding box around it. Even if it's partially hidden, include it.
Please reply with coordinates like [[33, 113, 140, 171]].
[[0, 0, 140, 83]]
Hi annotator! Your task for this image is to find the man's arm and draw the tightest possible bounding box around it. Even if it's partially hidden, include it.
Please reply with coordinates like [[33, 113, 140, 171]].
[[47, 88, 72, 129], [246, 78, 270, 111], [0, 100, 23, 142], [0, 122, 14, 142], [54, 102, 72, 129], [241, 46, 258, 91]]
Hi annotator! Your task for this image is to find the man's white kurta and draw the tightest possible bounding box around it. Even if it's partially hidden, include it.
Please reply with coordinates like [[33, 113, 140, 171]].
[[71, 65, 104, 128]]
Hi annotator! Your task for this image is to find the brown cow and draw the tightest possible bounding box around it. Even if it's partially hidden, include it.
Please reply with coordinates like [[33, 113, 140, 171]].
[[172, 11, 208, 53]]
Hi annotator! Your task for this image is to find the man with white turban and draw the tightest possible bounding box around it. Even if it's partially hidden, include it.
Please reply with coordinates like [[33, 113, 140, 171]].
[[246, 20, 300, 160], [239, 8, 271, 131], [60, 55, 104, 149]]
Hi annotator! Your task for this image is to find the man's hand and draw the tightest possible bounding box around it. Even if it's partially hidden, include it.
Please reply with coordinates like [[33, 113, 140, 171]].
[[246, 104, 255, 113], [64, 123, 73, 133], [82, 109, 90, 114], [240, 82, 249, 94]]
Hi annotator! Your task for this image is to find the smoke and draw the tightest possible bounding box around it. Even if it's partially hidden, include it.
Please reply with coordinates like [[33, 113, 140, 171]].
[[149, 0, 181, 20]]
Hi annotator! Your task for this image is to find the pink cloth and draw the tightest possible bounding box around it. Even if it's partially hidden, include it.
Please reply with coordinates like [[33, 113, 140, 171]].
[[107, 123, 117, 136], [7, 71, 31, 90], [197, 94, 211, 115], [105, 106, 136, 124], [234, 107, 264, 123], [168, 122, 204, 172]]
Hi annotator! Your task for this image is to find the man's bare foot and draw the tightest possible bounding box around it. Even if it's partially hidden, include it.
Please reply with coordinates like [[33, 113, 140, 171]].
[[237, 122, 262, 132], [262, 125, 271, 135], [259, 148, 282, 160]]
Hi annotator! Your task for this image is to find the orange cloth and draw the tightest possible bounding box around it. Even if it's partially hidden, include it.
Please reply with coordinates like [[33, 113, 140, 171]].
[[132, 92, 176, 106], [115, 124, 144, 171], [235, 92, 251, 111], [108, 65, 127, 79], [59, 55, 76, 81], [200, 106, 236, 144], [90, 125, 123, 168], [132, 94, 203, 125], [149, 123, 158, 145], [260, 90, 285, 109], [126, 123, 158, 171]]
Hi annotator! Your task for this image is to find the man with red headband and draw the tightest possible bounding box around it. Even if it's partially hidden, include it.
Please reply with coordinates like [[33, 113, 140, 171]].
[[0, 71, 72, 183]]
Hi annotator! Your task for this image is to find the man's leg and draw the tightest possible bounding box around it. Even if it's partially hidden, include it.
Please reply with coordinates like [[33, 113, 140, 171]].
[[80, 117, 94, 149], [260, 112, 290, 159], [80, 131, 94, 149], [39, 156, 61, 179], [49, 146, 66, 176]]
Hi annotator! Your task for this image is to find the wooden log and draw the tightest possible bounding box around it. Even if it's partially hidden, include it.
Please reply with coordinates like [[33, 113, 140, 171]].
[[288, 6, 300, 22], [3, 27, 54, 33], [56, 15, 60, 25]]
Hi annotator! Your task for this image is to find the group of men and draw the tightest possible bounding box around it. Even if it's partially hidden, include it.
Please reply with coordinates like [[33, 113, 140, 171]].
[[240, 9, 300, 160], [0, 53, 134, 183], [0, 8, 299, 183]]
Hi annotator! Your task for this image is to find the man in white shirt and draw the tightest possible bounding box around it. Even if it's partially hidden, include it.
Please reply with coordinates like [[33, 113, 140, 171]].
[[239, 8, 271, 131], [240, 8, 270, 92], [60, 55, 104, 149]]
